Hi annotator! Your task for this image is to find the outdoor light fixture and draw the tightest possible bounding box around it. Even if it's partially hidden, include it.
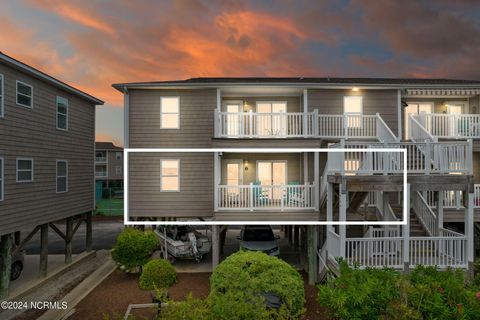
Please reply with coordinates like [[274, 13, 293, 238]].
[[244, 160, 249, 171], [352, 87, 359, 92]]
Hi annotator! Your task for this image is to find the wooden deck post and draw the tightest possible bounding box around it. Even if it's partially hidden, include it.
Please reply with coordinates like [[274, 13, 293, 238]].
[[86, 211, 93, 252], [307, 225, 318, 285], [466, 191, 474, 278], [65, 217, 73, 264], [293, 225, 300, 251], [288, 226, 293, 245], [0, 234, 13, 299], [403, 184, 411, 273], [39, 224, 48, 278], [212, 225, 220, 269], [14, 231, 20, 246], [436, 190, 444, 234]]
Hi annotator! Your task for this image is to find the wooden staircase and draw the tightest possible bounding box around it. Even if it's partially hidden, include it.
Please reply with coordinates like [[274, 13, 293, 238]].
[[391, 205, 428, 237]]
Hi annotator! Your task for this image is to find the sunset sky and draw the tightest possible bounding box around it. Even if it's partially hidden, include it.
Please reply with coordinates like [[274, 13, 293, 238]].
[[1, 0, 480, 146]]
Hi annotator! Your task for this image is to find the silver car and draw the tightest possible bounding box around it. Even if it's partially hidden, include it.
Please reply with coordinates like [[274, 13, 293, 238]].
[[237, 225, 280, 256]]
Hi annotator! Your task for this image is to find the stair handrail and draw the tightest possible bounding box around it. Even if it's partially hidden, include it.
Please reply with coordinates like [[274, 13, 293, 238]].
[[376, 113, 399, 143], [412, 191, 437, 236]]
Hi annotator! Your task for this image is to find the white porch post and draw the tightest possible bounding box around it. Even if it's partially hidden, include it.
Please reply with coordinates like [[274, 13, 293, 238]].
[[214, 152, 220, 212], [397, 89, 402, 139], [466, 191, 474, 274], [303, 89, 308, 137], [303, 152, 308, 184], [339, 182, 347, 258], [314, 152, 319, 211], [327, 182, 333, 236], [215, 89, 221, 137], [403, 184, 411, 272], [437, 190, 444, 234]]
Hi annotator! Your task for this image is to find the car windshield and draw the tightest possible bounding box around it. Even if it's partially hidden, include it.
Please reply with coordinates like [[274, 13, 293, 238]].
[[243, 228, 275, 241]]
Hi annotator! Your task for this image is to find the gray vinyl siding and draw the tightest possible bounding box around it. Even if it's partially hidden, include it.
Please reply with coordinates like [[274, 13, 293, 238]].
[[128, 152, 214, 218], [308, 89, 399, 137], [107, 150, 124, 180], [128, 89, 217, 148], [0, 62, 95, 236]]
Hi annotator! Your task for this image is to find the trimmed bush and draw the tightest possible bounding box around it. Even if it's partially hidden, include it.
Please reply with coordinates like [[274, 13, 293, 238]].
[[209, 251, 305, 319], [139, 259, 177, 290], [317, 262, 480, 320], [158, 294, 211, 320], [111, 228, 159, 270]]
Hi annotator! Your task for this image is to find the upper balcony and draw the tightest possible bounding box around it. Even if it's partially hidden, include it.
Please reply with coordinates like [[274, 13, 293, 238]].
[[95, 151, 107, 163], [411, 113, 480, 139]]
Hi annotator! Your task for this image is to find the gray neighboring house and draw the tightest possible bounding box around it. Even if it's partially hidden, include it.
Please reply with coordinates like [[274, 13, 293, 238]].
[[95, 141, 123, 200], [0, 52, 103, 298], [113, 77, 480, 277]]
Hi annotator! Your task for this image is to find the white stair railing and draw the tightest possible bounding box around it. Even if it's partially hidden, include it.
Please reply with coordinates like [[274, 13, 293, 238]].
[[409, 113, 438, 143], [412, 191, 437, 236], [376, 113, 399, 143]]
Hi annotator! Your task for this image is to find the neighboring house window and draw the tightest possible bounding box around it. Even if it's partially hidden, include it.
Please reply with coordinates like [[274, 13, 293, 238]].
[[56, 160, 68, 193], [115, 166, 122, 175], [16, 81, 33, 108], [160, 159, 179, 191], [0, 157, 3, 201], [56, 96, 68, 130], [116, 152, 122, 160], [160, 97, 180, 129], [0, 74, 4, 118], [16, 158, 33, 182], [344, 96, 363, 128]]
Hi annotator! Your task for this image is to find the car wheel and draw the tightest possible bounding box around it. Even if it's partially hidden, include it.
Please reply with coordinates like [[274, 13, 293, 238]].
[[10, 261, 23, 281]]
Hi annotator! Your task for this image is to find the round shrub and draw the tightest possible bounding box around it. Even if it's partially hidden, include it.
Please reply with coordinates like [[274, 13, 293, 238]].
[[139, 259, 177, 290], [209, 251, 305, 319], [111, 228, 159, 270]]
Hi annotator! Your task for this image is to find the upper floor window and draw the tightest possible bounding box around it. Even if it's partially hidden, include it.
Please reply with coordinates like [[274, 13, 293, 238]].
[[16, 81, 33, 108], [160, 159, 179, 191], [116, 152, 122, 160], [56, 96, 69, 130], [0, 74, 4, 118], [0, 157, 3, 201], [56, 160, 68, 193], [17, 158, 33, 182], [344, 96, 363, 128], [160, 97, 179, 129]]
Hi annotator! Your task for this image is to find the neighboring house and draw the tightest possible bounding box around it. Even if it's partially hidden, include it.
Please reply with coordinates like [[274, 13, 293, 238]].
[[0, 52, 103, 298], [113, 77, 480, 277], [95, 142, 123, 200]]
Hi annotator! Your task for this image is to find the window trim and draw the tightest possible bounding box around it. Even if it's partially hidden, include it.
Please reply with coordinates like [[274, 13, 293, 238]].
[[0, 156, 4, 201], [160, 96, 180, 129], [16, 157, 34, 183], [116, 152, 122, 160], [56, 160, 68, 193], [160, 159, 180, 192], [0, 74, 4, 118], [16, 80, 33, 109], [56, 96, 69, 131]]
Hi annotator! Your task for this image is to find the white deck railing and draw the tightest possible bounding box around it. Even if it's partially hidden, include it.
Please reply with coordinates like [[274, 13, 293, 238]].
[[215, 110, 317, 138], [95, 157, 107, 162], [216, 184, 315, 210], [412, 113, 480, 139], [425, 185, 480, 209], [95, 171, 107, 177], [409, 236, 467, 268], [412, 191, 437, 236]]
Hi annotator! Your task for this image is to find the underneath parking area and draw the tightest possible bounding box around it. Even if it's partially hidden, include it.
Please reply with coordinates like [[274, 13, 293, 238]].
[[171, 225, 304, 273]]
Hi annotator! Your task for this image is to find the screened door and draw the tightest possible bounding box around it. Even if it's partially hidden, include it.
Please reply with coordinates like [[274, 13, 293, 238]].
[[257, 161, 287, 199], [256, 102, 287, 136]]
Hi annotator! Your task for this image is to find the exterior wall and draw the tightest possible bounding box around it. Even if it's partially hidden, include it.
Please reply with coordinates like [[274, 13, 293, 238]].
[[128, 152, 214, 218], [0, 62, 95, 235], [128, 88, 217, 148], [222, 96, 301, 112], [107, 150, 123, 180], [308, 89, 399, 137], [221, 153, 303, 184]]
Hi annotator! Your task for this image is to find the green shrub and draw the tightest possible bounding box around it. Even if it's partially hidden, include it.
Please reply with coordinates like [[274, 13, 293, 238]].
[[111, 228, 159, 270], [209, 251, 305, 319], [317, 261, 401, 319], [139, 259, 177, 290], [317, 263, 480, 320], [158, 294, 211, 320]]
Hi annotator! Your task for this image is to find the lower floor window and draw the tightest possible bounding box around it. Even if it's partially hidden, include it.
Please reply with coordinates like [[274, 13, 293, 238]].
[[17, 158, 33, 182], [56, 160, 68, 193], [160, 159, 179, 191]]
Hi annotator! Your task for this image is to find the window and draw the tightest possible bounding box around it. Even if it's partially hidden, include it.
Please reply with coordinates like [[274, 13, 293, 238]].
[[115, 166, 122, 175], [344, 96, 363, 128], [16, 81, 33, 108], [116, 152, 122, 160], [56, 160, 68, 193], [56, 96, 68, 130], [0, 157, 3, 201], [16, 158, 33, 182], [256, 101, 287, 136], [160, 97, 179, 129], [160, 159, 179, 191], [0, 74, 4, 118]]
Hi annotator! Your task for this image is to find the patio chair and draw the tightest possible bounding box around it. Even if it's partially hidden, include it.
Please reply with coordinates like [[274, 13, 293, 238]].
[[286, 182, 305, 207], [253, 180, 270, 206]]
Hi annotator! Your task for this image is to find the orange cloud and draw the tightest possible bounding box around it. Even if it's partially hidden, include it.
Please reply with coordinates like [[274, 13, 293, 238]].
[[96, 133, 123, 147]]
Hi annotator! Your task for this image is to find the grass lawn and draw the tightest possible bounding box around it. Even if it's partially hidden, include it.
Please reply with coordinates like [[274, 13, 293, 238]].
[[95, 198, 124, 216]]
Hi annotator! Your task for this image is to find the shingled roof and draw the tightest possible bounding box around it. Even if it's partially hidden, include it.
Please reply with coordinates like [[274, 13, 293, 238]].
[[95, 142, 123, 151]]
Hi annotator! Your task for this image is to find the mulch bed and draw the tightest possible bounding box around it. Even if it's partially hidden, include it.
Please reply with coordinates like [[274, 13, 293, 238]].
[[70, 269, 327, 319]]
